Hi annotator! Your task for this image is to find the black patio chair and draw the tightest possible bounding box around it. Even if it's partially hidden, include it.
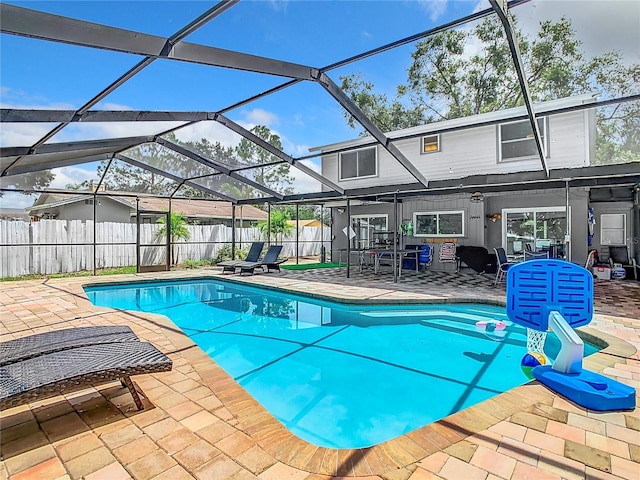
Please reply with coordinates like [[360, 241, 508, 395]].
[[236, 245, 286, 275], [217, 242, 265, 274]]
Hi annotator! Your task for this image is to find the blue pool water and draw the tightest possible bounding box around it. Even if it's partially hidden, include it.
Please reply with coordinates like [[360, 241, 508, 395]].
[[84, 279, 599, 449]]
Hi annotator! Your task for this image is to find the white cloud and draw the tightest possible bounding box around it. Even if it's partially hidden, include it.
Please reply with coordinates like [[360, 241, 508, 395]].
[[418, 0, 449, 22], [0, 192, 37, 209], [173, 121, 241, 147], [49, 165, 99, 189], [243, 108, 279, 128], [289, 159, 322, 194], [100, 102, 134, 111], [515, 0, 640, 64]]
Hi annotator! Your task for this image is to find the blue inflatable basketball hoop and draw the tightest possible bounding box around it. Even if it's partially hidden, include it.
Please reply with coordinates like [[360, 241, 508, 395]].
[[507, 259, 635, 411]]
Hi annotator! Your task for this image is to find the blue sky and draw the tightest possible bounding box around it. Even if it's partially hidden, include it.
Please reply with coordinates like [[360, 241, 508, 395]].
[[1, 0, 638, 208]]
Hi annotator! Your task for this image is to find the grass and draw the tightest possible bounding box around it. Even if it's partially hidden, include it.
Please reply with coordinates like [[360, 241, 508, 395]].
[[1, 266, 137, 282], [280, 262, 345, 270]]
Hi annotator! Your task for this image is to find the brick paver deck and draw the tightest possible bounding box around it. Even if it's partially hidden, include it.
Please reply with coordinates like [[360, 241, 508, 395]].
[[1, 267, 638, 480]]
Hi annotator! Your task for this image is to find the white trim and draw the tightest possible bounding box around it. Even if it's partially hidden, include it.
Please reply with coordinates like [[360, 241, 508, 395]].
[[501, 206, 568, 251], [338, 146, 378, 181], [420, 134, 440, 155], [497, 117, 548, 163]]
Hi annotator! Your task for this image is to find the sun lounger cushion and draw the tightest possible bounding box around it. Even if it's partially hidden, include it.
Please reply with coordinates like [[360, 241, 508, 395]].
[[0, 341, 172, 410], [217, 242, 265, 273], [0, 326, 139, 367]]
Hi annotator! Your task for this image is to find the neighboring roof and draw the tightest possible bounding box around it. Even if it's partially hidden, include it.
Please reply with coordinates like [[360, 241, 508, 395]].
[[26, 193, 133, 213], [310, 92, 600, 152], [286, 219, 328, 228], [137, 198, 268, 220], [25, 192, 268, 220], [0, 208, 30, 221]]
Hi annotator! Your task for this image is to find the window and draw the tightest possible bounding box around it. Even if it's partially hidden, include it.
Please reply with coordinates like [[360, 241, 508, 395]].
[[413, 211, 464, 237], [600, 214, 626, 245], [421, 135, 440, 154], [84, 199, 94, 205], [340, 147, 377, 180], [499, 118, 547, 161], [502, 207, 567, 256], [350, 214, 387, 249]]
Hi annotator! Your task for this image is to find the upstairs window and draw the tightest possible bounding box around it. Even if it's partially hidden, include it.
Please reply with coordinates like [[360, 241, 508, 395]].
[[499, 118, 547, 162], [340, 147, 377, 180], [421, 135, 440, 154]]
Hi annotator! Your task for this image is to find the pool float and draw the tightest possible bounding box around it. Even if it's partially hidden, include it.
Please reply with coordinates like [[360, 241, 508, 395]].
[[475, 320, 506, 332]]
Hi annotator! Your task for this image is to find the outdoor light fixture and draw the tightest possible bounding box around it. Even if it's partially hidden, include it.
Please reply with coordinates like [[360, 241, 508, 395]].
[[470, 192, 484, 203]]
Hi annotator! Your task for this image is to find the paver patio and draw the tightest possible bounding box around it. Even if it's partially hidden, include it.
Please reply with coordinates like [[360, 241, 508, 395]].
[[1, 267, 638, 480]]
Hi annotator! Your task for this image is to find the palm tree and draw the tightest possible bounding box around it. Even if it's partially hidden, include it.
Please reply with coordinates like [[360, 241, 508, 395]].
[[258, 209, 293, 244], [156, 211, 190, 266]]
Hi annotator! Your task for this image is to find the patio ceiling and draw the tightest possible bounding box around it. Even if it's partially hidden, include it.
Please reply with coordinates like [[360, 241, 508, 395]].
[[1, 0, 638, 206]]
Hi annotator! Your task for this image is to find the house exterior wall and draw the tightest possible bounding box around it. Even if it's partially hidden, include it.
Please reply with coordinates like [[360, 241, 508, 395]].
[[590, 201, 635, 262], [331, 187, 591, 270], [485, 188, 589, 266], [321, 110, 591, 189], [59, 198, 131, 223]]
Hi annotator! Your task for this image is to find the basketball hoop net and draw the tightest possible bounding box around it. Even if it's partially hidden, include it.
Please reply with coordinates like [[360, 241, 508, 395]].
[[527, 328, 547, 354]]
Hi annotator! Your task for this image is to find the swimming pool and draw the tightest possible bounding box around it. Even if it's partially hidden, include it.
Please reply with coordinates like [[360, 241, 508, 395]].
[[85, 279, 599, 449]]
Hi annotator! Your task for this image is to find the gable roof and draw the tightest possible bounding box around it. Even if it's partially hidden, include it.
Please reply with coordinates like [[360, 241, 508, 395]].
[[26, 192, 268, 220]]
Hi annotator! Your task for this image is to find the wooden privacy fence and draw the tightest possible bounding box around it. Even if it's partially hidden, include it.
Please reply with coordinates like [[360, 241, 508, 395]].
[[0, 220, 331, 278]]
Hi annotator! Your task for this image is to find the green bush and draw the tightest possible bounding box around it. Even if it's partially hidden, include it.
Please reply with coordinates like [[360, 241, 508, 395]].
[[213, 245, 248, 263]]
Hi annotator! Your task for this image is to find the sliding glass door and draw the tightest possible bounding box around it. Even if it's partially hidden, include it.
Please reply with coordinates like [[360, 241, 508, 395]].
[[503, 207, 567, 257]]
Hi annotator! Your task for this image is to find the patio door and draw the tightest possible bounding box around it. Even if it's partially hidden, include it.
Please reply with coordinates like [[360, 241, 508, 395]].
[[502, 207, 568, 258], [137, 211, 170, 273], [350, 214, 388, 249]]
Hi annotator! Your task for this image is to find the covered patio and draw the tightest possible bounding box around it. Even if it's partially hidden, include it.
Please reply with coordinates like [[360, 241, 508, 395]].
[[1, 268, 639, 480]]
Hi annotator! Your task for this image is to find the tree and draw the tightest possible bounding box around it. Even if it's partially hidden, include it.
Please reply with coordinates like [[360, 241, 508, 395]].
[[235, 125, 295, 197], [4, 171, 54, 194], [340, 16, 639, 163], [156, 211, 191, 266], [258, 209, 293, 244]]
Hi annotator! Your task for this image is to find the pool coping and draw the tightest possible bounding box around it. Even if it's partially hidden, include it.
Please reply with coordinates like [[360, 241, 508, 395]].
[[75, 270, 638, 477]]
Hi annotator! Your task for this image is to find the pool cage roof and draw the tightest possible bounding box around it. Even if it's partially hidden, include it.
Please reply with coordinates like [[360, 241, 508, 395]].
[[1, 0, 639, 208]]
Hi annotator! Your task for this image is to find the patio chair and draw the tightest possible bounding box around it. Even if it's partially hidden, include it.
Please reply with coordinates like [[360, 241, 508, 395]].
[[0, 341, 172, 411], [524, 251, 549, 261], [217, 241, 265, 274], [494, 247, 517, 286], [608, 245, 638, 280], [0, 325, 139, 367], [236, 245, 286, 275]]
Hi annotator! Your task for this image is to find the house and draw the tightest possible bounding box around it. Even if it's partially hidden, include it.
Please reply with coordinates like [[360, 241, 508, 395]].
[[315, 93, 638, 271], [287, 219, 328, 228], [26, 192, 268, 226]]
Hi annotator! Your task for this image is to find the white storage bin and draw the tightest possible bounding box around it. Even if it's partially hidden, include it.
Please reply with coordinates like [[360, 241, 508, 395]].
[[592, 265, 611, 280]]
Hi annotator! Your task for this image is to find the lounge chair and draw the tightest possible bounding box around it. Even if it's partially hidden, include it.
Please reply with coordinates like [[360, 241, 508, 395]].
[[0, 340, 172, 411], [217, 241, 264, 274], [0, 325, 139, 366], [236, 245, 286, 275]]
